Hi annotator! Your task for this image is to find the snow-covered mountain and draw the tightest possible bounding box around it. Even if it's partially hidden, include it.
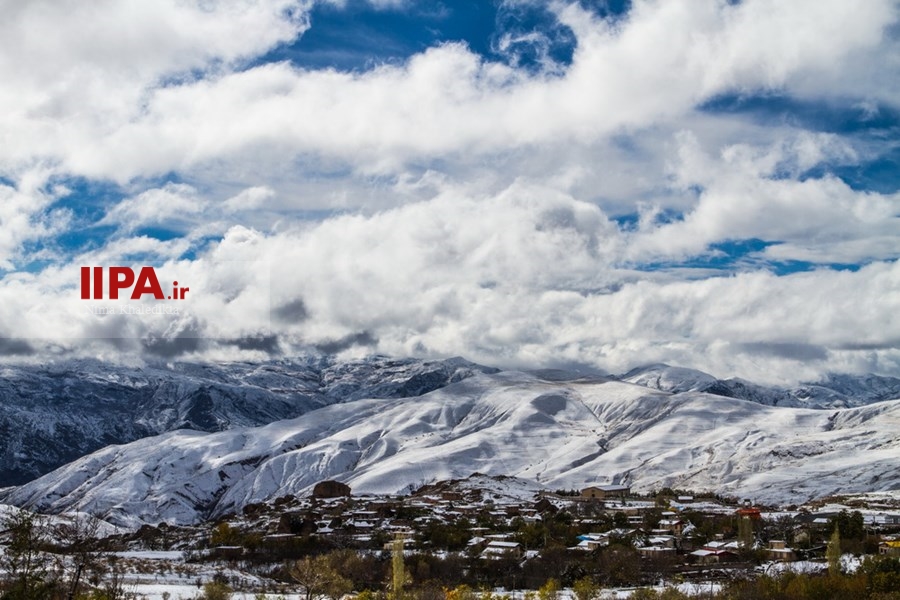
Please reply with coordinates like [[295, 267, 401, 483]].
[[5, 369, 899, 527], [620, 364, 900, 408], [0, 356, 496, 485]]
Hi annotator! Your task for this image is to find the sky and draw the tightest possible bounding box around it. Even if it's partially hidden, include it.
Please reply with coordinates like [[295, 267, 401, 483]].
[[0, 0, 898, 383]]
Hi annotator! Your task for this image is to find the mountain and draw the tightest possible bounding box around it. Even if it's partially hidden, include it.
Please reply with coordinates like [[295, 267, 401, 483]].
[[5, 370, 899, 527], [0, 356, 496, 486], [619, 364, 900, 408]]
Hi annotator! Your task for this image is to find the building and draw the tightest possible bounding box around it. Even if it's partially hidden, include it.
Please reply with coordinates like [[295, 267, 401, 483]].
[[574, 533, 610, 551], [688, 547, 738, 564], [688, 540, 741, 564], [657, 518, 686, 535], [480, 540, 523, 559], [766, 540, 796, 562], [880, 540, 900, 557], [735, 507, 762, 520], [580, 484, 630, 500]]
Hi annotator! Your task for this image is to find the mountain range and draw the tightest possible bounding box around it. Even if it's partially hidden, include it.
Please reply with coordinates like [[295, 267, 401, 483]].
[[0, 355, 495, 486], [1, 358, 898, 527]]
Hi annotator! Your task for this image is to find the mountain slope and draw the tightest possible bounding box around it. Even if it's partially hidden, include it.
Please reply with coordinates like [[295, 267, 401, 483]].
[[0, 355, 495, 485], [620, 364, 900, 408], [6, 370, 899, 527]]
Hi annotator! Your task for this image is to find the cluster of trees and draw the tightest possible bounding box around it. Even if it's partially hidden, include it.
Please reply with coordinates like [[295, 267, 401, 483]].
[[0, 509, 135, 600], [721, 556, 900, 600], [281, 548, 900, 600], [258, 542, 670, 593]]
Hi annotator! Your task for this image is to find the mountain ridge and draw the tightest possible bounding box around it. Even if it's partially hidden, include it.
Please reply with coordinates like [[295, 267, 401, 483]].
[[0, 355, 497, 485], [619, 363, 900, 408], [4, 368, 899, 527]]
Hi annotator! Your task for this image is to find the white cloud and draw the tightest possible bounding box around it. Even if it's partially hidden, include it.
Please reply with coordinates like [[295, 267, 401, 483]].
[[626, 131, 900, 264], [224, 186, 276, 213], [0, 170, 71, 268], [0, 0, 898, 381], [0, 182, 897, 383], [0, 1, 311, 170], [2, 0, 894, 185], [100, 183, 206, 231]]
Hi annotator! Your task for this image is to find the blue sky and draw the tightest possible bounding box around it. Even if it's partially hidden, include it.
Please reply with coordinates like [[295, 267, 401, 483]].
[[0, 0, 898, 383]]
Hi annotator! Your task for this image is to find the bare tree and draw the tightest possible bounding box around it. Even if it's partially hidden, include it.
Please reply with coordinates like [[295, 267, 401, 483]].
[[289, 555, 352, 600], [89, 553, 136, 600], [0, 508, 58, 599], [54, 512, 103, 600]]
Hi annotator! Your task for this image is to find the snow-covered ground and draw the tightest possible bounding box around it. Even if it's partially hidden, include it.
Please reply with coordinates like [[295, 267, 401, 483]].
[[131, 588, 303, 600]]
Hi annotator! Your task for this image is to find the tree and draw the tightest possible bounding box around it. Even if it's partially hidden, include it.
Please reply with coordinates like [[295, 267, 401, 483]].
[[598, 546, 640, 587], [289, 555, 352, 600], [572, 576, 599, 600], [445, 585, 477, 600], [0, 508, 58, 600], [537, 578, 559, 600], [200, 581, 233, 600], [827, 526, 842, 576], [210, 522, 241, 547], [861, 555, 900, 595], [92, 554, 131, 600], [390, 534, 408, 600], [327, 548, 387, 591], [54, 512, 103, 600], [831, 510, 865, 541]]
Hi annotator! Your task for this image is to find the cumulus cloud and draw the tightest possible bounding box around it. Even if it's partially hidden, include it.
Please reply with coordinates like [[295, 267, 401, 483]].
[[0, 182, 897, 383], [0, 0, 898, 383], [626, 132, 900, 264], [0, 0, 311, 171], [224, 186, 276, 213], [2, 0, 895, 186], [100, 183, 207, 231]]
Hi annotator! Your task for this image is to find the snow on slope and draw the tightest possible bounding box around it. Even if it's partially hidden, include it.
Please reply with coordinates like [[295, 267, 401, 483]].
[[414, 473, 545, 504], [621, 364, 900, 408], [5, 370, 899, 527], [0, 355, 495, 485], [619, 364, 719, 393]]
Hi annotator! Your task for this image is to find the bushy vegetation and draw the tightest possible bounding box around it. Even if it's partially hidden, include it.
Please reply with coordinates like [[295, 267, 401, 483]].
[[721, 556, 900, 600]]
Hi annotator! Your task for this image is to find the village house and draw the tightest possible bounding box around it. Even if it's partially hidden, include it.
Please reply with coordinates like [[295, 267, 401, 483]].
[[880, 540, 900, 557], [688, 546, 738, 565], [657, 517, 686, 535], [580, 484, 631, 500], [864, 513, 900, 530], [480, 540, 523, 559], [637, 535, 677, 557], [688, 540, 741, 564], [735, 506, 762, 520], [573, 533, 610, 551], [766, 540, 796, 562]]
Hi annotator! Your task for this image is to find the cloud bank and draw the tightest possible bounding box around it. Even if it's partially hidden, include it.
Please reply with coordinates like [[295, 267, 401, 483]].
[[0, 0, 898, 383]]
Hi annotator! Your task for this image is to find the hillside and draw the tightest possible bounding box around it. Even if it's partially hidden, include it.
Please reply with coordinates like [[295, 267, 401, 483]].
[[5, 370, 899, 527]]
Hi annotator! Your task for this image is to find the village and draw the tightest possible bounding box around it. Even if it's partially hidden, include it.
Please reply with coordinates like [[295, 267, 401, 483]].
[[48, 474, 892, 599]]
